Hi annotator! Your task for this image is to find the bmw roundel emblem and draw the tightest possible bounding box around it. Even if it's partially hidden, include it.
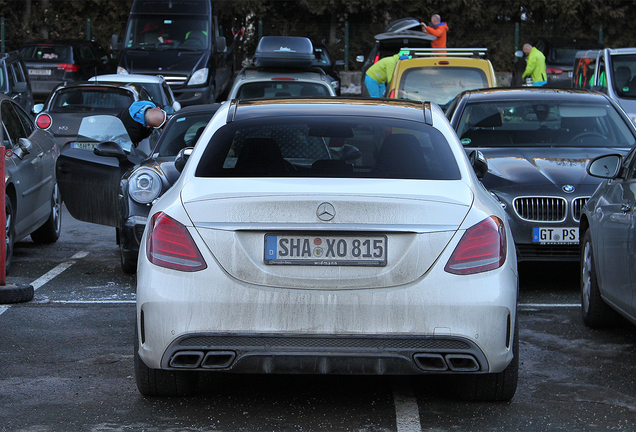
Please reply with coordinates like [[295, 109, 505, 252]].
[[562, 185, 575, 193]]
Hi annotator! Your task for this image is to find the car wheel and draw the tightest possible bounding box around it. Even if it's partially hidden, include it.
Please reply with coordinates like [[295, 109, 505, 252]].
[[5, 194, 15, 272], [580, 230, 620, 328], [120, 242, 137, 275], [134, 318, 199, 397], [31, 183, 62, 244], [455, 318, 519, 402]]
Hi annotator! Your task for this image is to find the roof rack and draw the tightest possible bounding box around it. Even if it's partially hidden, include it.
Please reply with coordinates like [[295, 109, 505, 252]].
[[400, 47, 488, 58]]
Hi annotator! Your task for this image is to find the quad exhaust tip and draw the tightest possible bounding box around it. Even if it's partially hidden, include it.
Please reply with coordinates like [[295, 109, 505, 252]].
[[170, 350, 236, 369], [413, 353, 480, 372]]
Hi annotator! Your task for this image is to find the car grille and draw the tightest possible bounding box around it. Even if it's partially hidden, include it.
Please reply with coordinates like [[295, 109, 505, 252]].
[[514, 197, 567, 222], [516, 244, 580, 261], [163, 75, 188, 88], [571, 197, 589, 222]]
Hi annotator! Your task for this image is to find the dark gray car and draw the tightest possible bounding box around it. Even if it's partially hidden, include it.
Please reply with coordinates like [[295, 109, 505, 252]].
[[1, 94, 61, 271]]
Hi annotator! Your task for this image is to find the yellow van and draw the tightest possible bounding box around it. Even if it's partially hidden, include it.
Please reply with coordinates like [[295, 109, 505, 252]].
[[386, 48, 497, 110]]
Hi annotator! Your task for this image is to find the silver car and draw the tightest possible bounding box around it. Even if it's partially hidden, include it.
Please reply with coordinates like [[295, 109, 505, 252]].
[[2, 94, 61, 271], [580, 152, 636, 328], [135, 98, 519, 401]]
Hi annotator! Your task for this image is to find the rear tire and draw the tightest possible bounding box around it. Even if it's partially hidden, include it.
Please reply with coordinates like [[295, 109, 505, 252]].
[[120, 242, 137, 275], [31, 183, 62, 244], [580, 230, 620, 328], [134, 318, 198, 397], [456, 318, 519, 402]]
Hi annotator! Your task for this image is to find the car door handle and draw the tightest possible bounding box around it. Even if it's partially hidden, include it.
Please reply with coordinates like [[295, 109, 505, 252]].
[[621, 203, 631, 213]]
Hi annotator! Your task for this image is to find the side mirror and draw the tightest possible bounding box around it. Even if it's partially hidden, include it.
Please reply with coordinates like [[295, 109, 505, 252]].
[[13, 138, 32, 159], [32, 103, 44, 115], [111, 34, 122, 51], [174, 147, 193, 173], [515, 50, 524, 58], [469, 150, 488, 179], [216, 36, 227, 53], [13, 82, 28, 94], [355, 55, 365, 63], [94, 141, 131, 163], [587, 154, 622, 179], [341, 144, 361, 162]]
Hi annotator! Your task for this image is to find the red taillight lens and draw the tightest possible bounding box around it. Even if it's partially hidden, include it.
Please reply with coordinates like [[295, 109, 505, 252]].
[[58, 63, 79, 73], [546, 67, 563, 75], [146, 212, 207, 272], [444, 216, 507, 275], [36, 114, 52, 130]]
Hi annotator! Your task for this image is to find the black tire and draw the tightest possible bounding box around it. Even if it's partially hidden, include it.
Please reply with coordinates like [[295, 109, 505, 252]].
[[134, 318, 199, 397], [120, 243, 137, 275], [0, 283, 34, 304], [5, 194, 15, 272], [580, 230, 621, 328], [456, 318, 519, 402], [31, 183, 62, 244]]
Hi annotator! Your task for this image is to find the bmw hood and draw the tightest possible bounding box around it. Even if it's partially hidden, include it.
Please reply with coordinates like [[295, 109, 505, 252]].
[[477, 146, 630, 190], [178, 178, 474, 289], [120, 49, 208, 77]]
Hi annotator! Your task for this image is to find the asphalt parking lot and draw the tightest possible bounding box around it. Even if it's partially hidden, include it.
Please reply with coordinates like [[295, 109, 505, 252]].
[[1, 206, 635, 431]]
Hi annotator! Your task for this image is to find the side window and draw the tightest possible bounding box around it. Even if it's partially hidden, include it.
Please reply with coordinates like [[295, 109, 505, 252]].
[[598, 58, 607, 88], [7, 63, 17, 90], [12, 62, 26, 83], [1, 100, 27, 147], [14, 102, 34, 136], [79, 45, 94, 60]]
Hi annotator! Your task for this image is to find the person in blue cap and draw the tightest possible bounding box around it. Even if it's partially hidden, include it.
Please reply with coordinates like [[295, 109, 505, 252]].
[[117, 100, 167, 145]]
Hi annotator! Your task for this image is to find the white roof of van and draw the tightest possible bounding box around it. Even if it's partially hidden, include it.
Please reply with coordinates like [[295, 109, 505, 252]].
[[89, 74, 166, 84]]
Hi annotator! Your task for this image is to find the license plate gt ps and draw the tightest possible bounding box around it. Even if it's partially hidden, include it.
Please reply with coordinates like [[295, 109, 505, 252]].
[[532, 227, 578, 244], [265, 234, 387, 266]]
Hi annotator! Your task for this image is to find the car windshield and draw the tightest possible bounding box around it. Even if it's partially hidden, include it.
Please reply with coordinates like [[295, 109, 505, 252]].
[[397, 67, 489, 109], [156, 112, 213, 156], [124, 16, 209, 49], [20, 44, 72, 61], [611, 54, 636, 98], [456, 100, 636, 148], [195, 116, 461, 180], [237, 82, 331, 98], [50, 87, 135, 113]]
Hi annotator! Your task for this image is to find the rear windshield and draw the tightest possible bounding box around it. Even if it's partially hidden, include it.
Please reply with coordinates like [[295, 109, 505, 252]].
[[50, 87, 134, 113], [238, 82, 331, 98], [195, 116, 461, 180], [20, 45, 72, 61], [397, 67, 489, 109], [611, 54, 636, 98], [456, 100, 636, 148]]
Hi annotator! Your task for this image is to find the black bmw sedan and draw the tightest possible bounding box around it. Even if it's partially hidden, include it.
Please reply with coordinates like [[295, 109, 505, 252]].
[[446, 88, 636, 261]]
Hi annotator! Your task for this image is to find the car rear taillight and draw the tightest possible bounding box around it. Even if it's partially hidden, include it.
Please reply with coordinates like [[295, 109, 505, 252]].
[[58, 64, 79, 73], [146, 212, 207, 272], [444, 216, 506, 275], [546, 67, 563, 75], [271, 77, 296, 81], [35, 114, 52, 130]]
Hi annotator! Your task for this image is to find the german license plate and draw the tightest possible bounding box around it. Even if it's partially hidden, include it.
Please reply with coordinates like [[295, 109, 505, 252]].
[[532, 227, 578, 244], [265, 234, 387, 266], [70, 142, 96, 151], [29, 69, 51, 76]]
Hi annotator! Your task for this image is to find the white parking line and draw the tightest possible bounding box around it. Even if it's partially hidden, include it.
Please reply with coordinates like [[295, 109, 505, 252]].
[[0, 251, 88, 316], [392, 378, 422, 432]]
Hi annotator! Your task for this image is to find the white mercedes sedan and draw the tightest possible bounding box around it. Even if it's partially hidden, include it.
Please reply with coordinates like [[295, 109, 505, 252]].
[[135, 97, 519, 401]]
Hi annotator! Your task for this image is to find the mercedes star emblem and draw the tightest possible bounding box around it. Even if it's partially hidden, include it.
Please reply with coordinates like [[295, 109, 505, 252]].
[[316, 202, 335, 221]]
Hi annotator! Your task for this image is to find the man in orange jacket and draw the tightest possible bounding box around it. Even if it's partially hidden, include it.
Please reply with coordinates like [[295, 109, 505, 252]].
[[421, 14, 448, 53]]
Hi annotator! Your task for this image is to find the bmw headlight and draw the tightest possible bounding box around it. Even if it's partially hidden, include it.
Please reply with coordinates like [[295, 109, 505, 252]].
[[129, 168, 162, 204], [188, 68, 209, 85]]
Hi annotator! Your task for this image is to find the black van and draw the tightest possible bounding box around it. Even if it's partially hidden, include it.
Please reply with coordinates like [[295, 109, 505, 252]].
[[111, 0, 234, 106]]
